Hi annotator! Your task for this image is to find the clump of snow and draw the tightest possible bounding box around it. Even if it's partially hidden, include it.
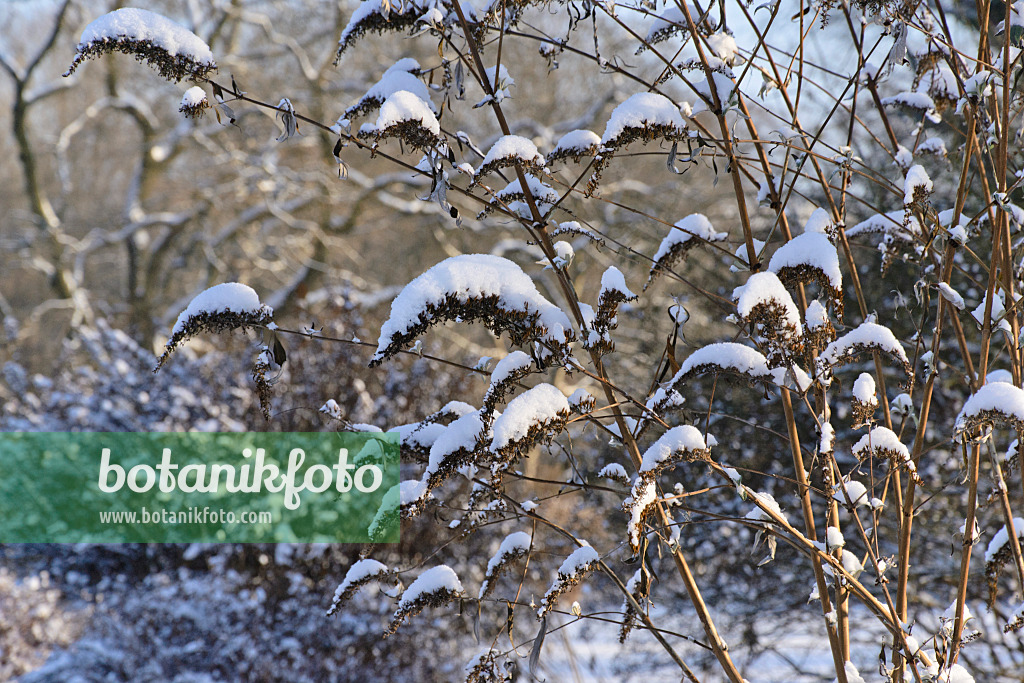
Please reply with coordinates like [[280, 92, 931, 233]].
[[853, 427, 910, 462], [955, 382, 1024, 436], [648, 214, 727, 286], [489, 383, 570, 455], [66, 8, 217, 81], [372, 254, 573, 364], [180, 86, 207, 107], [640, 425, 709, 473], [600, 266, 635, 300], [819, 322, 911, 378], [345, 67, 434, 119], [477, 135, 545, 176], [881, 92, 940, 123], [423, 410, 488, 487], [676, 343, 772, 381], [171, 283, 271, 336], [705, 32, 739, 63], [732, 271, 802, 333], [601, 92, 687, 146], [598, 462, 629, 482], [744, 491, 785, 525], [327, 559, 390, 615], [833, 478, 870, 507], [805, 300, 830, 330], [904, 165, 933, 205], [847, 210, 922, 241], [937, 282, 965, 310], [768, 231, 842, 295], [803, 208, 834, 235], [361, 90, 440, 137], [489, 351, 533, 388], [479, 531, 532, 599], [852, 373, 876, 404], [398, 565, 464, 610], [985, 518, 1024, 563], [655, 214, 727, 260], [539, 544, 600, 617], [549, 129, 601, 162]]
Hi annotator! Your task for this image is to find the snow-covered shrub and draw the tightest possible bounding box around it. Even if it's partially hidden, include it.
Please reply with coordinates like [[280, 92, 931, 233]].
[[25, 0, 1024, 680]]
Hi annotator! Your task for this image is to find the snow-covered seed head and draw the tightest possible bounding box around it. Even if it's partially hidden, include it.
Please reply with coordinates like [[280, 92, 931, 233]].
[[65, 8, 217, 83], [179, 86, 210, 119], [851, 372, 878, 428]]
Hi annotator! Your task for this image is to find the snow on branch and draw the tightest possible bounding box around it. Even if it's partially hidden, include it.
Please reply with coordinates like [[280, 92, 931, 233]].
[[547, 129, 601, 165], [624, 425, 710, 554], [538, 544, 600, 618], [732, 271, 803, 366], [852, 427, 921, 484], [954, 382, 1024, 439], [371, 254, 574, 365], [179, 86, 210, 119], [646, 213, 728, 288], [357, 90, 443, 149], [985, 517, 1024, 609], [64, 8, 217, 82], [489, 383, 571, 465], [618, 567, 652, 642], [667, 342, 773, 390], [343, 60, 434, 121], [585, 266, 638, 355], [817, 322, 913, 387], [369, 479, 433, 541], [387, 565, 465, 636], [477, 174, 559, 219], [590, 92, 689, 193], [482, 351, 535, 415], [767, 228, 843, 315], [478, 531, 532, 599], [156, 283, 273, 370], [474, 135, 546, 181], [327, 559, 393, 616], [335, 0, 429, 62], [423, 409, 491, 490]]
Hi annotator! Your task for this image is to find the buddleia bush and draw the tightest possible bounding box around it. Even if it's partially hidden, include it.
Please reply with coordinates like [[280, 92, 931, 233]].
[[62, 0, 1024, 681]]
